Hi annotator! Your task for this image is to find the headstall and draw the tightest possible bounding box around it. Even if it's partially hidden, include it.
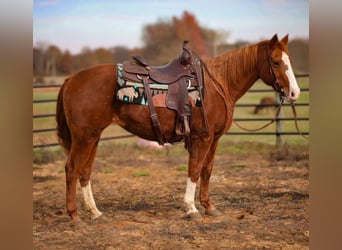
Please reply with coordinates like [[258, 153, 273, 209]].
[[266, 46, 286, 101]]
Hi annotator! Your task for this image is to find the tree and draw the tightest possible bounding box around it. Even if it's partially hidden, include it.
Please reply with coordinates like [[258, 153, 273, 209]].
[[202, 28, 230, 57], [141, 11, 218, 64], [74, 47, 97, 70], [288, 38, 309, 73], [142, 19, 179, 64], [173, 11, 209, 56], [60, 50, 73, 75], [45, 45, 62, 76], [33, 47, 45, 76], [94, 48, 113, 64], [111, 46, 131, 63]]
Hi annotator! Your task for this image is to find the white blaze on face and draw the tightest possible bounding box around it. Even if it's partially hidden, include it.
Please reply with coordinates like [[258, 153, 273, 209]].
[[282, 52, 301, 102]]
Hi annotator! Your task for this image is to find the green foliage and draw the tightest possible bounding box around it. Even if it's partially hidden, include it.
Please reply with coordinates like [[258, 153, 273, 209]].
[[216, 140, 272, 156], [33, 148, 64, 165], [133, 170, 150, 177], [230, 164, 246, 171], [101, 167, 113, 174], [176, 165, 188, 172]]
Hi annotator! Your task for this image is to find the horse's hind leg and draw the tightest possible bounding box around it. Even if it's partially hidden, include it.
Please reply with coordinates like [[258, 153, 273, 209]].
[[79, 139, 103, 219], [65, 134, 100, 222]]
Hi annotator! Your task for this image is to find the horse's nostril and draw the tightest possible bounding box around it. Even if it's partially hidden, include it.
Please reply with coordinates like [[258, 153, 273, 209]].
[[291, 91, 295, 97]]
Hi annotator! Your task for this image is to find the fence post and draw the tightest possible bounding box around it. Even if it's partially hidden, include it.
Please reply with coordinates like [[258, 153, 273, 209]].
[[275, 93, 283, 147]]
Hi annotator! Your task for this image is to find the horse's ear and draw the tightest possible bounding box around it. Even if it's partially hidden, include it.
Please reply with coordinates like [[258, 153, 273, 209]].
[[281, 34, 289, 45], [269, 34, 279, 49]]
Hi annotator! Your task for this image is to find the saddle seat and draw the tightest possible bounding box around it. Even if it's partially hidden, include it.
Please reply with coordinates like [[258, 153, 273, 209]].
[[131, 53, 195, 84], [123, 52, 198, 86]]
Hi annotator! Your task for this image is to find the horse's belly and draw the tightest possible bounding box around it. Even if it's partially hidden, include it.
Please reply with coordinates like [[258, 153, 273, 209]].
[[113, 104, 180, 142], [113, 104, 204, 143]]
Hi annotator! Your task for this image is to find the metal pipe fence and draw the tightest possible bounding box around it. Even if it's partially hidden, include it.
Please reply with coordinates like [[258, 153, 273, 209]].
[[33, 74, 309, 148]]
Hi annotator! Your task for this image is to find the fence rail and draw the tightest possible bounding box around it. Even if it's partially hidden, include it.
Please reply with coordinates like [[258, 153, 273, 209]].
[[33, 74, 309, 148]]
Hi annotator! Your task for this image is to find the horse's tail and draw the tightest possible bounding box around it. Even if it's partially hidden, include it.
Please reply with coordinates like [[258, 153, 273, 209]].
[[56, 80, 71, 154]]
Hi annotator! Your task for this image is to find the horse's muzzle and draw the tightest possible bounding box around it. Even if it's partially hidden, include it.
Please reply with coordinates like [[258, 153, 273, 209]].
[[285, 87, 301, 103]]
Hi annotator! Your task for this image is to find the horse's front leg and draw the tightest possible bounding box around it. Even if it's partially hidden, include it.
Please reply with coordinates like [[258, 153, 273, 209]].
[[200, 138, 221, 216], [184, 137, 212, 220]]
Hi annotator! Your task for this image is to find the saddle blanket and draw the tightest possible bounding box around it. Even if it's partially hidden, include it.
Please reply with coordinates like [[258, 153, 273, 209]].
[[116, 63, 202, 107]]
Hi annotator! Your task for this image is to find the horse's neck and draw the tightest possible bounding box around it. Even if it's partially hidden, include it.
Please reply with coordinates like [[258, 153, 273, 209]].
[[207, 44, 261, 104], [229, 70, 259, 103]]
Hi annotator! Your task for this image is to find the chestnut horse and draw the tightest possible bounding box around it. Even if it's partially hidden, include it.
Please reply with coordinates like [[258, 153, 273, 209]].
[[253, 96, 277, 114], [56, 34, 300, 223]]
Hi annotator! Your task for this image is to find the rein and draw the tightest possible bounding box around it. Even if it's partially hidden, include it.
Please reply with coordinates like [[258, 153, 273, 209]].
[[234, 101, 308, 140], [233, 99, 284, 132], [290, 103, 309, 140], [198, 56, 232, 133]]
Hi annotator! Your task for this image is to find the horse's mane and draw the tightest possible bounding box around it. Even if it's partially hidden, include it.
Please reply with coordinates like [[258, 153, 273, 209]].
[[205, 40, 268, 85]]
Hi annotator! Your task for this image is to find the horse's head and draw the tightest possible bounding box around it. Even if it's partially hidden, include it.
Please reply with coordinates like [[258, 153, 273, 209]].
[[259, 34, 300, 103]]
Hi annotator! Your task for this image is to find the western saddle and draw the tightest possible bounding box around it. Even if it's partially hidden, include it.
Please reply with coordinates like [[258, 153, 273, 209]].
[[121, 41, 206, 151]]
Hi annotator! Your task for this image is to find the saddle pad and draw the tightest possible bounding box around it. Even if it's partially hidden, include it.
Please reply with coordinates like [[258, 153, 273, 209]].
[[116, 63, 202, 107]]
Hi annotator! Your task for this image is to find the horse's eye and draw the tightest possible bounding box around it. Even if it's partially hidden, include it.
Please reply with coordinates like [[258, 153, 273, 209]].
[[273, 61, 280, 67]]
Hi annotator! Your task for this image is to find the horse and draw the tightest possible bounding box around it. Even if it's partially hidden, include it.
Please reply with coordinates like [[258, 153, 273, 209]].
[[253, 96, 277, 114], [56, 34, 300, 223]]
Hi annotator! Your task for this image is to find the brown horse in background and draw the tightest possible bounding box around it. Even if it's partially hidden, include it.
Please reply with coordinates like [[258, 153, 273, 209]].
[[56, 34, 300, 223], [254, 96, 277, 114]]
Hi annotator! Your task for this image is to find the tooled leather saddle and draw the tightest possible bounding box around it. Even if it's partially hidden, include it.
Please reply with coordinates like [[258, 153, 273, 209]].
[[120, 41, 206, 152]]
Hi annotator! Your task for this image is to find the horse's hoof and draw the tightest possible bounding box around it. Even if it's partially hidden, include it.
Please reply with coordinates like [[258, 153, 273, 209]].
[[91, 214, 109, 224], [183, 212, 202, 221], [205, 209, 221, 217], [69, 218, 87, 228]]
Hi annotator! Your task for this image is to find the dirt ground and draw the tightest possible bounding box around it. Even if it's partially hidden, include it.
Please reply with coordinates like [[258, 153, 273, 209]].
[[33, 141, 309, 249]]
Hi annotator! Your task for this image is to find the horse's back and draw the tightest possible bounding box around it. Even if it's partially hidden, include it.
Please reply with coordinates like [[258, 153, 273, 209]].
[[62, 64, 117, 129], [66, 64, 116, 90]]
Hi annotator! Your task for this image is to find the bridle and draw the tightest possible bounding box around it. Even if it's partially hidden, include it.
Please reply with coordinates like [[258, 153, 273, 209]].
[[266, 46, 287, 101]]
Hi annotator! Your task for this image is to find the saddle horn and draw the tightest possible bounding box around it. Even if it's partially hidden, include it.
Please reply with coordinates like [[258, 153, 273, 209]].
[[179, 40, 192, 65]]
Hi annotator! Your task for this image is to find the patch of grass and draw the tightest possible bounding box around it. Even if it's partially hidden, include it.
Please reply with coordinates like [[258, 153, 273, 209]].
[[230, 164, 246, 171], [167, 144, 189, 157], [176, 164, 188, 172], [133, 170, 150, 177], [33, 147, 65, 164], [270, 143, 309, 162], [217, 140, 273, 156], [101, 167, 113, 174]]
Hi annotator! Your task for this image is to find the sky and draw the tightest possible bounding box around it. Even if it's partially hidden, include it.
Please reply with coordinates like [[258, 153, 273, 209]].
[[33, 0, 309, 54]]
